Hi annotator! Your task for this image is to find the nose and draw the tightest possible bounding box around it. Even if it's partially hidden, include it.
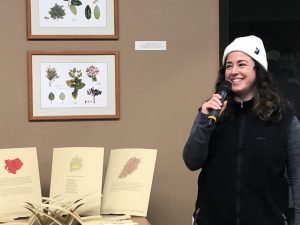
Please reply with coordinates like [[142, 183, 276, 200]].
[[231, 64, 239, 74]]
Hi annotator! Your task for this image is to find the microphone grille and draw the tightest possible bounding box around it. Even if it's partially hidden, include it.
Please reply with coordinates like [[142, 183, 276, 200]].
[[220, 80, 232, 92]]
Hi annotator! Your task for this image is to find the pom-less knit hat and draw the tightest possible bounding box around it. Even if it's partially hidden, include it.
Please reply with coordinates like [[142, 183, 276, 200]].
[[222, 35, 268, 71]]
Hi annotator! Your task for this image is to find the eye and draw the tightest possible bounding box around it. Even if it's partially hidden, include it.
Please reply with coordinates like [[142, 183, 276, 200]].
[[225, 64, 232, 69], [238, 62, 247, 67], [238, 59, 251, 66]]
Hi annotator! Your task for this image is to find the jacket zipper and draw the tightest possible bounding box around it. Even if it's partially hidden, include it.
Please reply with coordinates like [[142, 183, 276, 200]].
[[236, 109, 246, 225], [281, 212, 288, 225]]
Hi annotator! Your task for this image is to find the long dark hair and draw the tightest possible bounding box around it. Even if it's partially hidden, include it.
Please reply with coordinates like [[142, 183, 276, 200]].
[[216, 60, 288, 122]]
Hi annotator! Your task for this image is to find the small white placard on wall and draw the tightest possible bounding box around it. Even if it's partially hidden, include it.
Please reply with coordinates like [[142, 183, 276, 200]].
[[135, 41, 167, 51]]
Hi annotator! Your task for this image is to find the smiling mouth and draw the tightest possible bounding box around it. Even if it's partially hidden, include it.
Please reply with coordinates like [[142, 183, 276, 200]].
[[230, 78, 243, 83]]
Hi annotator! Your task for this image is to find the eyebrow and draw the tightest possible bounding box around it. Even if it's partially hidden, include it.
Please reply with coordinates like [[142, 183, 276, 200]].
[[226, 59, 249, 64]]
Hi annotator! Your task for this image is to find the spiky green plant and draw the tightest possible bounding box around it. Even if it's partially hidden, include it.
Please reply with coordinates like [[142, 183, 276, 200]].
[[48, 4, 65, 20]]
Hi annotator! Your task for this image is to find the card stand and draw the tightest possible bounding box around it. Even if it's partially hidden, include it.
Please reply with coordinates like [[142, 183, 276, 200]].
[[24, 196, 86, 225], [0, 194, 100, 225]]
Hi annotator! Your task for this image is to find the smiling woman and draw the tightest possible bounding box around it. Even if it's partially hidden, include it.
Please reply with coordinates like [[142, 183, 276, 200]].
[[224, 52, 257, 101], [222, 36, 267, 102], [219, 0, 300, 121], [219, 3, 300, 223], [183, 35, 300, 225]]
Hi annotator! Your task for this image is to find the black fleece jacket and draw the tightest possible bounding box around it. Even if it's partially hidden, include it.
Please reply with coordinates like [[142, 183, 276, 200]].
[[183, 99, 300, 225]]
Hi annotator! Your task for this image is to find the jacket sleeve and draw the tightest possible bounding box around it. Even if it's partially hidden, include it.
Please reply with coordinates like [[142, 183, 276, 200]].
[[286, 116, 300, 225], [183, 112, 215, 171]]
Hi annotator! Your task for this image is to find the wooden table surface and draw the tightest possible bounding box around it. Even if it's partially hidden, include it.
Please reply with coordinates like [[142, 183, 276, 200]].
[[71, 216, 151, 225], [132, 217, 151, 225]]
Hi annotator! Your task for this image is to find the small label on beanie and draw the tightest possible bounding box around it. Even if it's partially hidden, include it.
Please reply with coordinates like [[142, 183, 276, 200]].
[[254, 47, 260, 54]]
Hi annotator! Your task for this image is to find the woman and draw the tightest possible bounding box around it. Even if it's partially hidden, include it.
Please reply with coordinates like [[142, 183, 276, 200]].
[[183, 35, 300, 225]]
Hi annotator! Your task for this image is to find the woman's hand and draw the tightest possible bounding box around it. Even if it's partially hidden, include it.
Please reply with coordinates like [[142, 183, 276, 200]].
[[201, 94, 227, 115]]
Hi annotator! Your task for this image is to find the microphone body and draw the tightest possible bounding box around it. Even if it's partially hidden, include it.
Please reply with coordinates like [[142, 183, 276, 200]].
[[208, 80, 232, 126]]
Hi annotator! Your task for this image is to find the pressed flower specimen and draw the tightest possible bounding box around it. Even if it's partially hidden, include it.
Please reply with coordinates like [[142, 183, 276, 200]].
[[86, 65, 99, 82], [5, 158, 23, 174], [66, 67, 86, 100], [48, 4, 65, 20], [59, 92, 66, 104], [48, 92, 55, 104], [87, 87, 102, 103], [119, 157, 141, 178], [67, 0, 82, 16], [46, 66, 59, 87], [66, 0, 101, 20], [69, 156, 83, 172]]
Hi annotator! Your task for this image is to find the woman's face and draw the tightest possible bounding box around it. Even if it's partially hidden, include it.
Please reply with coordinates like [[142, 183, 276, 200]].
[[224, 51, 257, 101]]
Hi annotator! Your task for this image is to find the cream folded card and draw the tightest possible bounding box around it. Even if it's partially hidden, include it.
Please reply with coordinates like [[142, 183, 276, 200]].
[[49, 147, 104, 216], [101, 148, 157, 216], [0, 147, 42, 219]]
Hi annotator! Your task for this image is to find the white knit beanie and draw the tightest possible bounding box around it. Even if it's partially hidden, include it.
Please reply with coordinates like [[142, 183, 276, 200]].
[[222, 35, 268, 71]]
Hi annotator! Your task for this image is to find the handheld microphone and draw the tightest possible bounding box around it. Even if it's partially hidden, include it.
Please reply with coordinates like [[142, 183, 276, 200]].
[[208, 80, 232, 126]]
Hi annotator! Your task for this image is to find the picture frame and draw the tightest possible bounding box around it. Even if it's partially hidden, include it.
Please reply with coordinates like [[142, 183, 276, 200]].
[[26, 0, 118, 40], [28, 51, 120, 121]]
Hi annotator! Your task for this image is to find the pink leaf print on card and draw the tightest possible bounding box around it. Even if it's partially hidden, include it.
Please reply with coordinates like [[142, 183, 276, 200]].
[[118, 157, 141, 178], [4, 158, 23, 174]]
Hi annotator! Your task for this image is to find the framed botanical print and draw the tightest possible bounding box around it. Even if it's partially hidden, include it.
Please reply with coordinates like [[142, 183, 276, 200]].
[[28, 51, 120, 120], [26, 0, 119, 39]]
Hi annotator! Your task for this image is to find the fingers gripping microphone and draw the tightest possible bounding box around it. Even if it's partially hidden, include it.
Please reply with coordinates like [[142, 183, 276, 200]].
[[208, 80, 232, 126]]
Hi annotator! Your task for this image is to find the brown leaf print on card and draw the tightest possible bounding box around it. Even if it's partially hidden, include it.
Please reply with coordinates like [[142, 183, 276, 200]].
[[118, 157, 141, 178]]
